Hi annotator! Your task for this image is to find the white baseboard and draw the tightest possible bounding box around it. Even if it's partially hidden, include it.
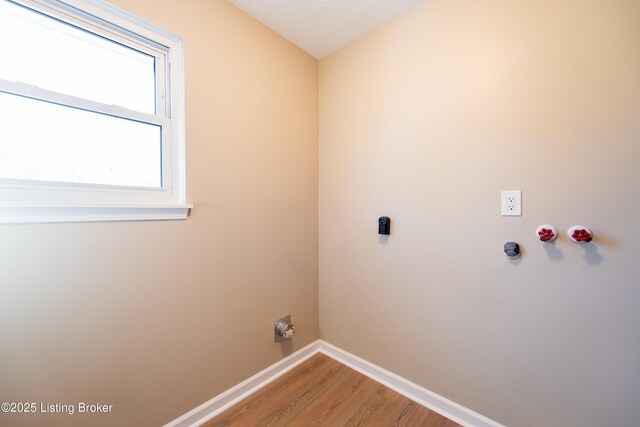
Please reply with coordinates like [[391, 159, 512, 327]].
[[164, 339, 503, 427], [164, 340, 321, 427], [317, 341, 504, 427]]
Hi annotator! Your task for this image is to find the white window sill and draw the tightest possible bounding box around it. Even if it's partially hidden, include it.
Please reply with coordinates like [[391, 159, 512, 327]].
[[0, 203, 192, 224]]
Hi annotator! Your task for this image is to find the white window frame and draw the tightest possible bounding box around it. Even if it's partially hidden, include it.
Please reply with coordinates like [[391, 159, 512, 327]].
[[0, 0, 191, 224]]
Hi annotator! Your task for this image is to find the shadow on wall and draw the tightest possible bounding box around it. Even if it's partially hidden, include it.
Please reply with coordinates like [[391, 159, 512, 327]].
[[507, 237, 608, 266], [279, 337, 294, 357], [543, 237, 610, 265], [581, 243, 603, 266], [543, 242, 564, 262]]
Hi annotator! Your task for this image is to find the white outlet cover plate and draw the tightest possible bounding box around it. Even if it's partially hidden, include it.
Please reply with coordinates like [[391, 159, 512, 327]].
[[501, 190, 522, 216]]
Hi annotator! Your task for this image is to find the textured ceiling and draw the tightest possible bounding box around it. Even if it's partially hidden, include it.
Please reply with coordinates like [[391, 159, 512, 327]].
[[228, 0, 426, 59]]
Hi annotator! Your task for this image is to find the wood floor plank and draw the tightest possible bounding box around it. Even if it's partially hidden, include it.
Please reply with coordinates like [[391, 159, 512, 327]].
[[203, 354, 460, 427], [206, 354, 336, 426], [293, 366, 370, 426], [252, 358, 348, 426], [342, 382, 407, 427], [385, 400, 460, 427], [313, 377, 383, 426]]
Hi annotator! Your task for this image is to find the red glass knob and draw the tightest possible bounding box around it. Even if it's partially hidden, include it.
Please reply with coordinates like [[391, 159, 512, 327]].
[[536, 225, 558, 242], [568, 226, 593, 243]]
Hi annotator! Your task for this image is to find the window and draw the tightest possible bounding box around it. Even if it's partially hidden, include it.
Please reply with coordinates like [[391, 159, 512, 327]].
[[0, 0, 189, 223]]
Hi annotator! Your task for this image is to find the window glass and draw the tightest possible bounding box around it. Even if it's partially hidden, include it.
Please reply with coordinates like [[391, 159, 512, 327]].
[[0, 91, 162, 188], [0, 0, 156, 114]]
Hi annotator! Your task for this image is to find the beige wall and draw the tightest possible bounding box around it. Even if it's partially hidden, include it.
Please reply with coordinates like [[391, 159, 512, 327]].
[[0, 1, 318, 426], [319, 1, 640, 426], [3, 0, 640, 425]]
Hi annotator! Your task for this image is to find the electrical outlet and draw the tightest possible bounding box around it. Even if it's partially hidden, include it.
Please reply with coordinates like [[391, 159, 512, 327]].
[[501, 190, 522, 216]]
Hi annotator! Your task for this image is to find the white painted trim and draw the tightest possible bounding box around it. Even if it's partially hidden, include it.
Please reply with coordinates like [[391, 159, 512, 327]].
[[0, 204, 192, 224], [0, 79, 167, 126], [1, 0, 188, 221], [164, 341, 322, 427], [317, 341, 504, 427], [165, 339, 503, 427]]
